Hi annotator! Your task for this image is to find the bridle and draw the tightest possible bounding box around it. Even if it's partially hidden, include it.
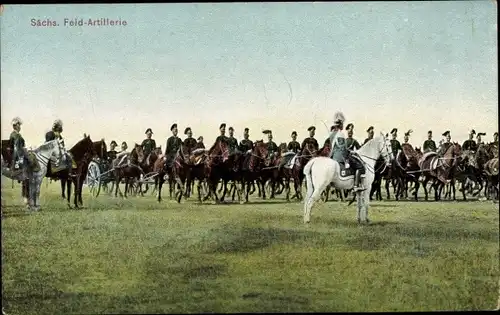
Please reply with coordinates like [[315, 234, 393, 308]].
[[355, 135, 393, 175]]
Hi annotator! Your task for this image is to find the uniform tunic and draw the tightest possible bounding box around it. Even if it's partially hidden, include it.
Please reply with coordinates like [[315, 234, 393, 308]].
[[363, 137, 373, 145], [267, 141, 279, 157], [107, 150, 117, 161], [346, 137, 361, 150], [438, 142, 452, 155], [301, 137, 319, 152], [239, 139, 253, 152], [10, 130, 25, 162], [45, 130, 62, 142], [422, 140, 437, 153], [287, 140, 301, 153], [141, 138, 156, 156], [183, 137, 197, 152], [329, 130, 348, 162], [462, 139, 477, 152], [227, 137, 238, 153], [165, 136, 182, 155], [390, 139, 402, 157]]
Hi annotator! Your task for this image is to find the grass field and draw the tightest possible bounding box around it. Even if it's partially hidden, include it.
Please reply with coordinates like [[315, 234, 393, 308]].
[[1, 178, 499, 313]]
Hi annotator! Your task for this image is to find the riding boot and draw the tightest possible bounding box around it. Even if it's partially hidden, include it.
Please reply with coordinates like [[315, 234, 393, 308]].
[[353, 170, 365, 192]]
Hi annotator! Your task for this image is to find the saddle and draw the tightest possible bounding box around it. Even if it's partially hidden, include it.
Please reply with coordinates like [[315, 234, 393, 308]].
[[337, 161, 366, 178], [50, 154, 77, 173]]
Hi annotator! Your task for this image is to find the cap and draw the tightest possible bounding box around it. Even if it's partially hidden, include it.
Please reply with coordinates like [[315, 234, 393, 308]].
[[110, 140, 117, 146], [346, 123, 354, 131], [477, 132, 486, 137], [428, 130, 432, 134], [494, 132, 498, 137], [442, 131, 450, 137], [366, 126, 374, 132], [291, 131, 297, 136], [122, 141, 127, 146], [404, 129, 413, 137], [219, 123, 226, 129], [307, 126, 316, 132], [184, 127, 191, 135], [244, 127, 249, 132], [197, 136, 203, 141], [470, 129, 476, 135], [229, 126, 234, 131], [262, 129, 272, 134], [390, 128, 397, 135], [170, 123, 177, 131], [145, 128, 153, 134]]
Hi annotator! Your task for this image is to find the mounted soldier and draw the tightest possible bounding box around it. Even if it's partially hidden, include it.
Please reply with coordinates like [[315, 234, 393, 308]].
[[462, 129, 477, 152], [263, 130, 278, 159], [287, 131, 301, 153], [165, 123, 182, 168], [115, 141, 129, 167], [141, 128, 156, 157], [227, 126, 239, 154], [9, 117, 32, 171], [389, 128, 402, 159], [422, 130, 437, 153], [492, 132, 499, 146], [45, 119, 72, 172], [215, 123, 228, 144], [301, 126, 319, 153], [363, 126, 374, 145], [345, 123, 361, 150], [239, 128, 253, 153], [329, 111, 366, 192], [107, 140, 118, 161], [183, 127, 197, 153], [437, 131, 452, 156]]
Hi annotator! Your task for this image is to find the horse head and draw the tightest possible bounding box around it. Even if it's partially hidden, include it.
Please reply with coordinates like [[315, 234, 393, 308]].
[[251, 140, 268, 168], [279, 142, 287, 154], [132, 143, 145, 163], [93, 139, 107, 160], [302, 141, 318, 157]]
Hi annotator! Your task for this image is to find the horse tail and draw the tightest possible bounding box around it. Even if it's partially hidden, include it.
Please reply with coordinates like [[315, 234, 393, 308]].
[[304, 158, 316, 196]]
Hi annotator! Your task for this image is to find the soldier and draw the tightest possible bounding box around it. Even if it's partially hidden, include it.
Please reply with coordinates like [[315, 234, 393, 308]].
[[183, 127, 197, 152], [287, 131, 301, 153], [9, 117, 26, 170], [437, 131, 452, 155], [164, 123, 182, 167], [301, 126, 319, 153], [263, 130, 278, 158], [329, 111, 366, 191], [422, 130, 437, 153], [363, 126, 374, 145], [389, 128, 402, 158], [107, 140, 118, 161], [493, 132, 499, 146], [216, 123, 227, 143], [45, 119, 64, 142], [476, 132, 486, 146], [403, 129, 413, 145], [239, 128, 253, 153], [141, 128, 156, 157], [345, 123, 361, 150], [115, 141, 129, 167], [195, 136, 205, 150], [227, 126, 239, 153], [462, 130, 477, 152]]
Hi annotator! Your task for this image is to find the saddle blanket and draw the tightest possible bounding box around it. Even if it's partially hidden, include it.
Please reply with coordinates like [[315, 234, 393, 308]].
[[338, 162, 366, 178], [51, 158, 77, 173]]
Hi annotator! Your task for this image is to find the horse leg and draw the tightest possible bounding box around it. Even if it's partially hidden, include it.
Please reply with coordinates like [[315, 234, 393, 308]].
[[385, 178, 391, 200], [157, 175, 164, 203], [413, 178, 420, 201], [260, 179, 267, 200]]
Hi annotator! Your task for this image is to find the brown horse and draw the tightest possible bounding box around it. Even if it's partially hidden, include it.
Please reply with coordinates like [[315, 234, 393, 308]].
[[240, 140, 268, 203], [112, 144, 145, 198], [280, 141, 317, 201], [399, 143, 423, 201], [419, 142, 462, 201], [135, 149, 160, 196], [45, 135, 97, 208]]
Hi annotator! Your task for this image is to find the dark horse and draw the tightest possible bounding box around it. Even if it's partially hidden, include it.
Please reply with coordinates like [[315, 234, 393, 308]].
[[279, 141, 317, 201], [60, 139, 107, 206], [112, 144, 145, 198], [45, 135, 97, 208]]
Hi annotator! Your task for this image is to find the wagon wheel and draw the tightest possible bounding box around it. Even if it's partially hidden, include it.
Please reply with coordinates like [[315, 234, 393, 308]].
[[87, 161, 101, 197]]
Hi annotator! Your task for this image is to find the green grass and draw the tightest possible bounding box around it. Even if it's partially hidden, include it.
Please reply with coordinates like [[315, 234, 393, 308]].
[[1, 178, 499, 313]]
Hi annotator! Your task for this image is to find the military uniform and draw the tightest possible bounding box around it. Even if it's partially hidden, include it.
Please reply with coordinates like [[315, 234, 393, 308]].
[[363, 138, 373, 145], [45, 130, 62, 142], [227, 136, 238, 153], [267, 140, 279, 157], [390, 139, 402, 157], [165, 124, 182, 167], [301, 137, 319, 152], [239, 139, 253, 152], [422, 139, 436, 153], [346, 137, 361, 150], [287, 140, 300, 153], [184, 137, 197, 152], [141, 139, 156, 156], [9, 130, 26, 168]]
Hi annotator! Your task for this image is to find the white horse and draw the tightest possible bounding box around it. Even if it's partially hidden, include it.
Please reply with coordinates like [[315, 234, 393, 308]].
[[1, 139, 67, 211], [303, 133, 393, 224]]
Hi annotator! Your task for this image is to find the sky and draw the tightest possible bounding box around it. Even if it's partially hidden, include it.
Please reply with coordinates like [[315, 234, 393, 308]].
[[1, 2, 497, 149]]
